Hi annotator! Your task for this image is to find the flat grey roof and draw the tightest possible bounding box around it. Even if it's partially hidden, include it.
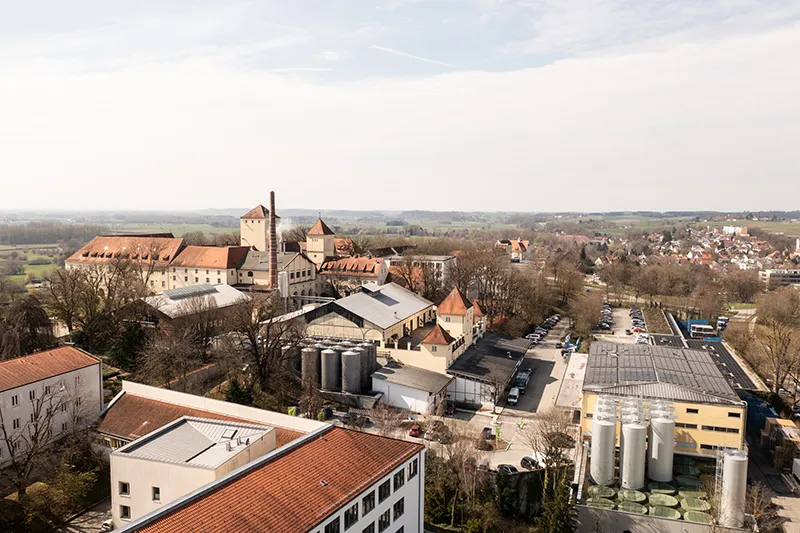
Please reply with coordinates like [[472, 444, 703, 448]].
[[143, 284, 248, 319], [584, 343, 740, 404], [116, 417, 272, 468], [372, 363, 452, 394], [332, 282, 434, 329], [447, 332, 531, 383]]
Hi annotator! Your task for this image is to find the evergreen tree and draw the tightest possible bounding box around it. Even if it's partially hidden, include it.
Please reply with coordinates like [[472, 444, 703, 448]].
[[536, 476, 577, 533]]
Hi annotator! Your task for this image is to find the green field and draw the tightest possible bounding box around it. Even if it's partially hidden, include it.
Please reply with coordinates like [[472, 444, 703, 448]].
[[699, 219, 800, 237], [115, 223, 239, 236], [0, 244, 61, 286]]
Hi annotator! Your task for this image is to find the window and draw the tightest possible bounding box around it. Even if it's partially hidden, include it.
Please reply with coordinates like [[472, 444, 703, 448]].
[[291, 272, 295, 279], [44, 385, 52, 395], [408, 458, 418, 479], [150, 281, 155, 287], [393, 498, 404, 520], [378, 510, 391, 532], [152, 487, 161, 501], [445, 317, 451, 322], [173, 268, 176, 272], [393, 470, 405, 491], [61, 403, 67, 412], [161, 281, 166, 288], [324, 517, 341, 533], [217, 278, 221, 284], [675, 441, 695, 449], [195, 269, 198, 274], [584, 412, 593, 419], [12, 418, 20, 430], [206, 278, 210, 283], [184, 276, 188, 282], [206, 270, 209, 275], [11, 394, 18, 407], [195, 277, 199, 283], [29, 390, 36, 401], [119, 482, 130, 496], [702, 425, 739, 434], [675, 422, 697, 429], [728, 412, 741, 418], [184, 268, 188, 273], [247, 271, 253, 277], [344, 503, 359, 529], [363, 525, 375, 533], [378, 480, 391, 503], [686, 408, 699, 414], [120, 505, 131, 521], [430, 346, 437, 352], [362, 491, 375, 515], [173, 276, 176, 281]]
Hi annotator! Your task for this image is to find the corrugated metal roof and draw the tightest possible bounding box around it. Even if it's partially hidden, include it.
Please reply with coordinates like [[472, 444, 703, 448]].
[[583, 382, 736, 405], [333, 282, 434, 329], [143, 285, 248, 319]]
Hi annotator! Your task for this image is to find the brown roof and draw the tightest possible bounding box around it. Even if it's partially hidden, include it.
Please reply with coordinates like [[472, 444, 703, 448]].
[[98, 393, 302, 447], [170, 246, 250, 269], [66, 236, 185, 265], [334, 238, 354, 256], [131, 427, 422, 533], [241, 205, 269, 219], [421, 324, 456, 345], [308, 218, 335, 236], [437, 287, 472, 315], [0, 346, 100, 392], [472, 300, 484, 317], [319, 257, 383, 278]]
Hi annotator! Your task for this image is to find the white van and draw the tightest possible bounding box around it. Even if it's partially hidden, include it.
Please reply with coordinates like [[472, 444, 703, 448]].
[[508, 387, 520, 406]]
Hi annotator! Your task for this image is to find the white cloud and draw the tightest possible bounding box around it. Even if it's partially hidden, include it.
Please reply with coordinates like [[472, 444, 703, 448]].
[[316, 50, 344, 62], [1, 22, 798, 213], [369, 45, 453, 66]]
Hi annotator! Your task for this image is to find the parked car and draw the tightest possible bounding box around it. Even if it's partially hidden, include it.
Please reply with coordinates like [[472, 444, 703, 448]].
[[520, 456, 539, 470], [525, 333, 540, 340], [632, 327, 647, 333], [408, 424, 422, 437], [625, 329, 632, 335], [498, 464, 519, 474], [508, 387, 520, 406]]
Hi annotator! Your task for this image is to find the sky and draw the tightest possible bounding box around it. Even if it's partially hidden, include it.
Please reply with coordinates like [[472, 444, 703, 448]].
[[1, 0, 799, 213]]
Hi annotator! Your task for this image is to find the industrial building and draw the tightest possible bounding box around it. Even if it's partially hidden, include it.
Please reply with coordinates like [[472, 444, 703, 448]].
[[582, 343, 747, 456], [760, 268, 800, 289]]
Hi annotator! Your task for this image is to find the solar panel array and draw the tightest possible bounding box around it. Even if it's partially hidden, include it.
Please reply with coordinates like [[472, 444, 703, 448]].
[[650, 334, 685, 348], [685, 340, 757, 390], [585, 343, 739, 400], [163, 284, 218, 300]]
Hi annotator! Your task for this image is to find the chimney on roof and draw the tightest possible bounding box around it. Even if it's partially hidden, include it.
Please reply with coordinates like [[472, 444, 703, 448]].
[[270, 191, 278, 290]]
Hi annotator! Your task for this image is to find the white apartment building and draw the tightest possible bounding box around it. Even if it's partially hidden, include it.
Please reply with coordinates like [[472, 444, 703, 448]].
[[0, 347, 103, 466], [760, 268, 800, 290], [114, 425, 424, 533], [110, 417, 276, 524], [384, 254, 457, 283]]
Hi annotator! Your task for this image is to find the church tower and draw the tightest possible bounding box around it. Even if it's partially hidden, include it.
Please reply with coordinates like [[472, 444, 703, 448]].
[[306, 218, 336, 265]]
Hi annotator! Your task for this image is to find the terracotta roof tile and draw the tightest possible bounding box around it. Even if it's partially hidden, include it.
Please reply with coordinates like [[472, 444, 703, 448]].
[[170, 246, 250, 269], [66, 236, 184, 265], [437, 287, 472, 316], [131, 427, 422, 533], [319, 257, 383, 278], [99, 393, 302, 447], [421, 324, 456, 345], [308, 218, 336, 236], [0, 346, 100, 392], [472, 300, 484, 317], [241, 205, 269, 219]]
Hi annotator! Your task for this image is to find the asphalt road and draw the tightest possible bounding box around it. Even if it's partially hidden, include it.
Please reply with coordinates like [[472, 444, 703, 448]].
[[58, 498, 111, 533]]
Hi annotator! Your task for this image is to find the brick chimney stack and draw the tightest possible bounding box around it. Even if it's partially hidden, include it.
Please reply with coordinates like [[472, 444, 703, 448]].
[[269, 191, 278, 289]]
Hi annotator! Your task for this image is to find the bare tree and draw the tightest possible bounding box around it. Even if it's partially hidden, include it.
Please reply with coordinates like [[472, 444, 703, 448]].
[[518, 408, 575, 485], [754, 287, 800, 392], [175, 294, 221, 361], [43, 268, 84, 333], [0, 379, 87, 501], [138, 327, 200, 390], [212, 231, 241, 247], [369, 404, 405, 437]]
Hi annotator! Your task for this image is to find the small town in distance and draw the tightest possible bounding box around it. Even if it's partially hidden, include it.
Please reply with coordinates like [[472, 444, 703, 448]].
[[4, 199, 800, 533]]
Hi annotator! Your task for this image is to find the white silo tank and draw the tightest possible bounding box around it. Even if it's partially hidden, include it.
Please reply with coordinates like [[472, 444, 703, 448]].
[[621, 423, 647, 490], [648, 418, 675, 483], [720, 452, 748, 528], [590, 419, 617, 486]]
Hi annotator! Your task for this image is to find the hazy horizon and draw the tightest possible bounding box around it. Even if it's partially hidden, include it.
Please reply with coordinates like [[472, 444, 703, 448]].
[[2, 1, 799, 213]]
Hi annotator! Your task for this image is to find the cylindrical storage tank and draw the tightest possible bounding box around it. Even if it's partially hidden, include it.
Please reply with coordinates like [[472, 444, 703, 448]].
[[321, 349, 341, 391], [342, 350, 362, 394], [590, 419, 616, 486], [648, 418, 675, 483], [360, 342, 377, 372], [350, 346, 369, 391], [720, 453, 748, 528], [621, 423, 647, 490], [301, 347, 320, 388]]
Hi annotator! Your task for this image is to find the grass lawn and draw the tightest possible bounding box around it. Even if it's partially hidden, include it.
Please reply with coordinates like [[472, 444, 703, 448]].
[[118, 223, 238, 236]]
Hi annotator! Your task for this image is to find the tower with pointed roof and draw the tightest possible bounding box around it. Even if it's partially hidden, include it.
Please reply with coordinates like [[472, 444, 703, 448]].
[[240, 205, 270, 252], [436, 287, 474, 343], [306, 218, 336, 266]]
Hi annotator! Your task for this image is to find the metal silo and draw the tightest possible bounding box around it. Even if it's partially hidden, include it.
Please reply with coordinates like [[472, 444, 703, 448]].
[[720, 451, 748, 528], [342, 350, 362, 394], [621, 423, 647, 490], [301, 347, 320, 389], [590, 419, 617, 486], [321, 349, 341, 391], [648, 417, 675, 483]]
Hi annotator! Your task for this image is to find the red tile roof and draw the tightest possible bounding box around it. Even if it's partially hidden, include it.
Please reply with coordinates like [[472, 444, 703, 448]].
[[131, 427, 422, 533], [66, 236, 185, 265], [421, 324, 456, 345], [98, 393, 303, 447], [308, 218, 336, 236], [170, 246, 250, 269], [319, 257, 383, 278], [0, 346, 100, 392], [472, 300, 484, 317], [437, 287, 472, 315], [241, 205, 269, 219]]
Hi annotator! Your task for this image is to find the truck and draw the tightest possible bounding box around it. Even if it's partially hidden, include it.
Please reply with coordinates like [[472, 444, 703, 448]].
[[514, 370, 532, 393]]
